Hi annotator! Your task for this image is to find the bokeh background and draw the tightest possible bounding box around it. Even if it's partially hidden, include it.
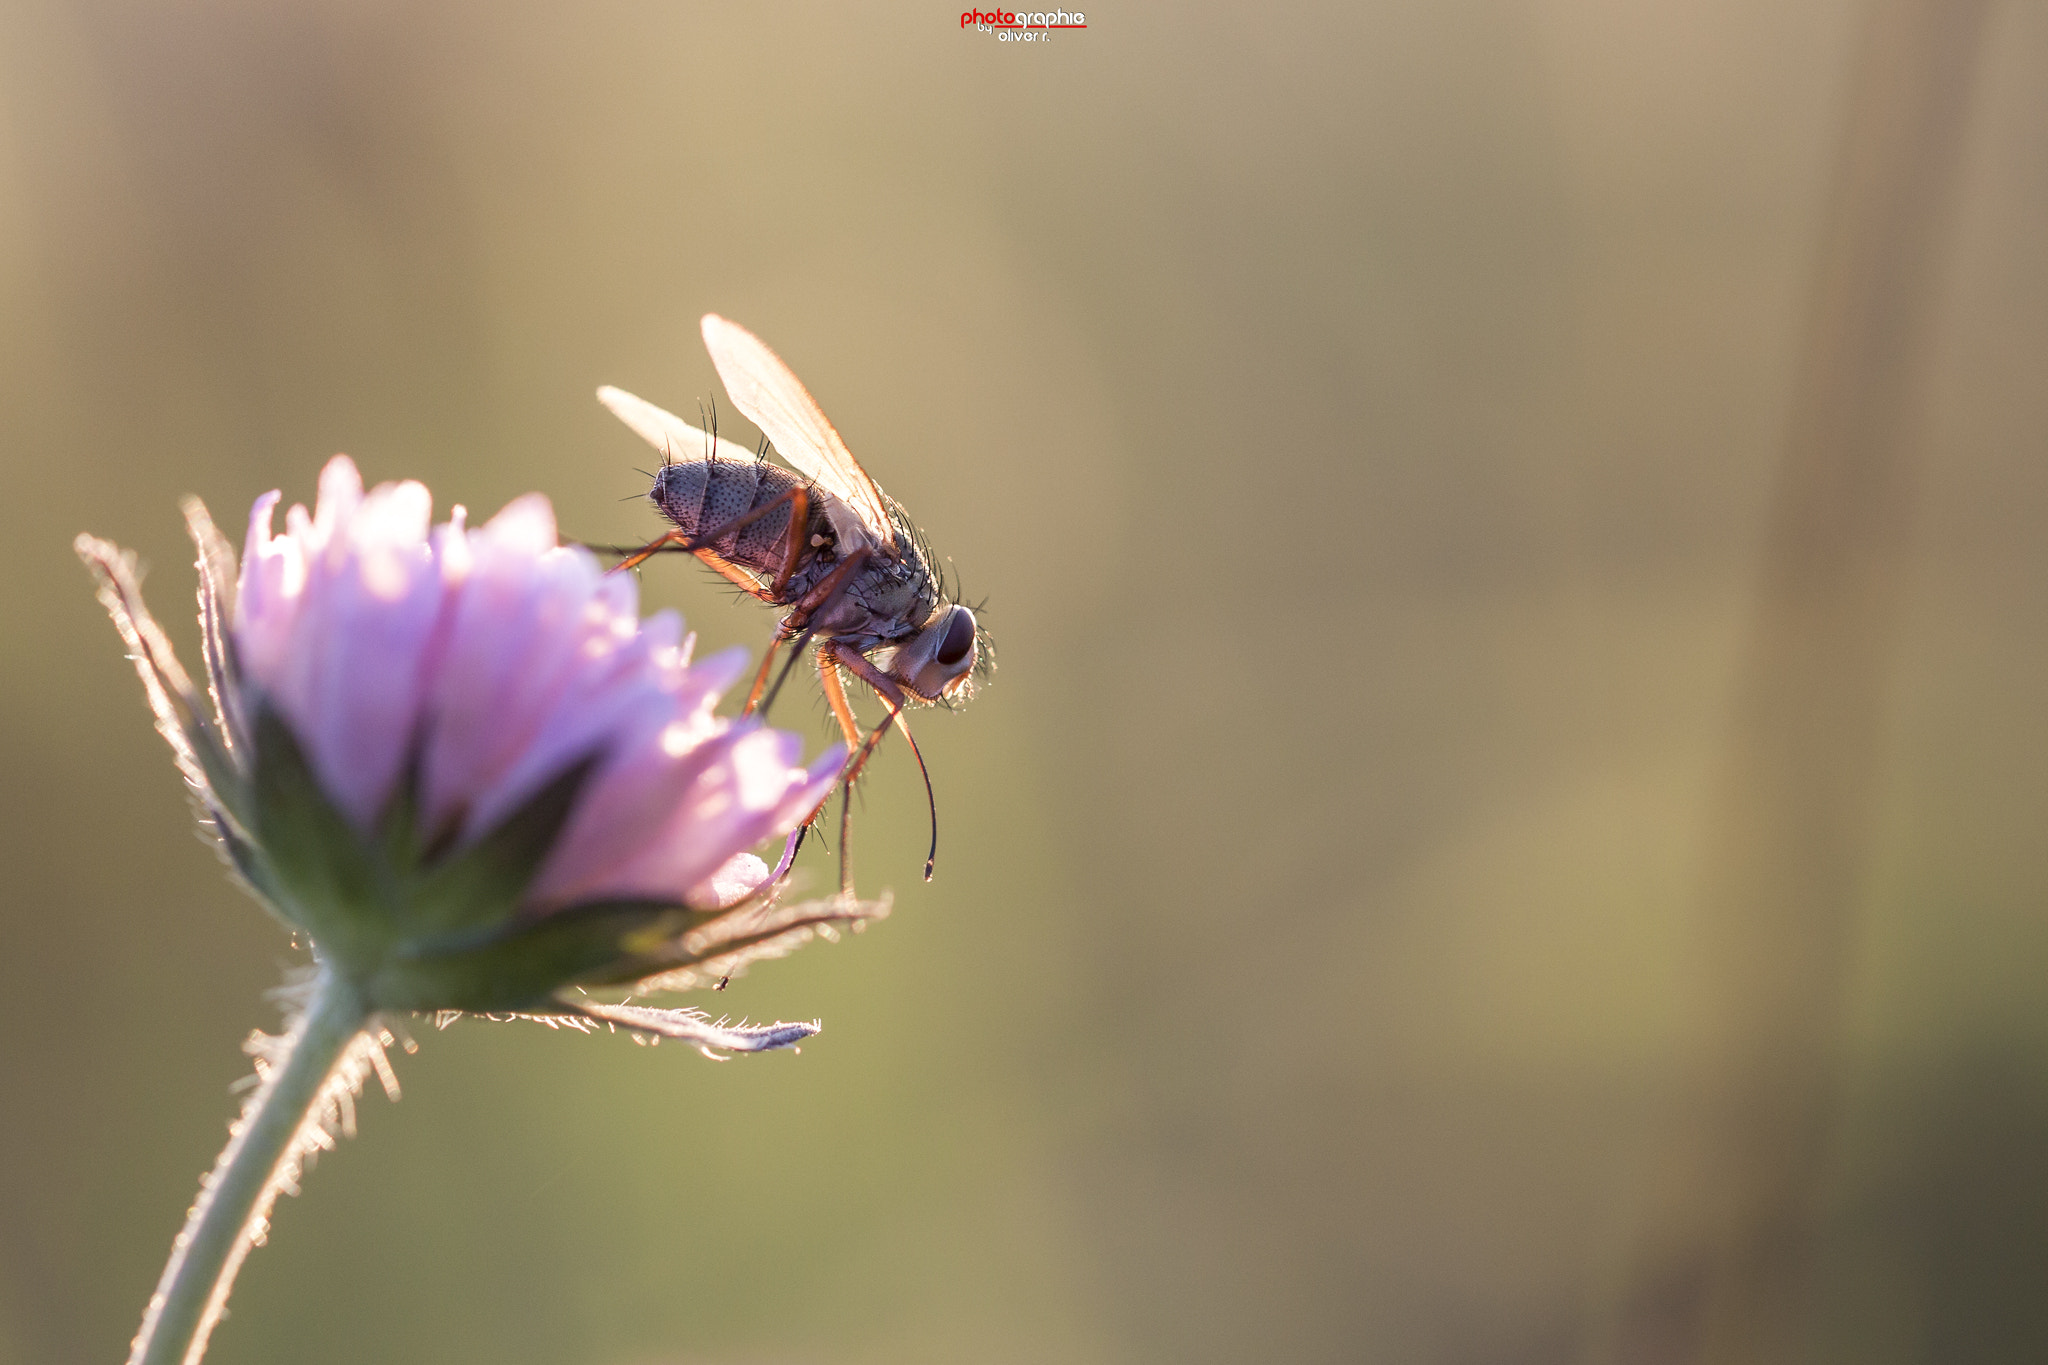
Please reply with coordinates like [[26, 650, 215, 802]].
[[4, 1, 2046, 1362]]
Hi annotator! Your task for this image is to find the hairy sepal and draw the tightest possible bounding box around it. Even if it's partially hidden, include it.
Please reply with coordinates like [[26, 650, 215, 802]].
[[247, 704, 712, 1010]]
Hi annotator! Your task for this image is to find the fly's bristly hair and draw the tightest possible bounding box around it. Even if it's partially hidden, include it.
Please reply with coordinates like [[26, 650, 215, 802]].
[[690, 394, 719, 469], [881, 493, 927, 561], [963, 588, 996, 690], [970, 615, 996, 684]]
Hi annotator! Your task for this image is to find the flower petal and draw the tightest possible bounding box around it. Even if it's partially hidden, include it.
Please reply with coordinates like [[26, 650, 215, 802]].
[[270, 473, 447, 829]]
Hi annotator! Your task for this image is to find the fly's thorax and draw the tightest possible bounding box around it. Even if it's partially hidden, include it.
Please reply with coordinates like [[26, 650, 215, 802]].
[[861, 548, 941, 631], [649, 458, 821, 579], [797, 549, 933, 648]]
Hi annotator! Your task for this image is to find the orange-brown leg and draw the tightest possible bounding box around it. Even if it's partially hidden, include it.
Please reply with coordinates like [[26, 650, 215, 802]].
[[607, 532, 779, 603], [748, 545, 869, 725], [608, 526, 693, 575], [748, 485, 813, 718], [825, 641, 940, 882], [815, 643, 863, 750], [769, 485, 811, 597], [828, 653, 902, 783], [741, 637, 781, 715], [783, 546, 870, 632], [693, 547, 781, 600], [812, 648, 862, 895], [836, 780, 856, 899]]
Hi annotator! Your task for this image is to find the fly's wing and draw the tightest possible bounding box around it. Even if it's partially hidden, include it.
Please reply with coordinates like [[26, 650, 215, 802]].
[[596, 385, 759, 465], [700, 314, 895, 546]]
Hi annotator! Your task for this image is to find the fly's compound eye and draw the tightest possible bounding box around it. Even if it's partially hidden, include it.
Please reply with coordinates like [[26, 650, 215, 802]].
[[936, 606, 977, 667]]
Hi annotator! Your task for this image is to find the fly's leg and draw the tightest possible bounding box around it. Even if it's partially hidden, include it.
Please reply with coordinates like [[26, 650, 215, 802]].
[[837, 782, 856, 901], [741, 639, 781, 715], [816, 641, 864, 750], [737, 481, 827, 715], [784, 546, 871, 633], [700, 547, 784, 599], [822, 641, 941, 883], [809, 643, 919, 893], [604, 534, 779, 603], [600, 527, 735, 582], [752, 546, 872, 721], [813, 645, 866, 897], [767, 485, 811, 597], [827, 645, 905, 784]]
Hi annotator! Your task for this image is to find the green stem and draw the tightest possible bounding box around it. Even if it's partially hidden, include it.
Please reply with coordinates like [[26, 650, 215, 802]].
[[128, 967, 371, 1365]]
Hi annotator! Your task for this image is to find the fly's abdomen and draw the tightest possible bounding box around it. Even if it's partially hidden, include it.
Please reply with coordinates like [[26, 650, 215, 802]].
[[649, 458, 810, 577]]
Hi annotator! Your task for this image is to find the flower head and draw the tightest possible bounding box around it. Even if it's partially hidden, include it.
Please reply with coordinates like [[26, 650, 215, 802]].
[[79, 456, 883, 1052]]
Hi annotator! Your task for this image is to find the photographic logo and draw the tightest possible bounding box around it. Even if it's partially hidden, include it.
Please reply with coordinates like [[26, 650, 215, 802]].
[[960, 9, 1087, 41]]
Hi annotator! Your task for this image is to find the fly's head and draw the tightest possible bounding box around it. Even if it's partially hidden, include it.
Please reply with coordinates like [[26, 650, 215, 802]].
[[887, 603, 985, 703]]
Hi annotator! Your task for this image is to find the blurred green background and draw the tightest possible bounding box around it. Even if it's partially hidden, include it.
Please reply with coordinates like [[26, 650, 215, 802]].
[[3, 1, 2046, 1362]]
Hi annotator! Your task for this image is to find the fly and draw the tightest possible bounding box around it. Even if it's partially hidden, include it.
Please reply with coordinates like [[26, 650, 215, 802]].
[[596, 315, 989, 892]]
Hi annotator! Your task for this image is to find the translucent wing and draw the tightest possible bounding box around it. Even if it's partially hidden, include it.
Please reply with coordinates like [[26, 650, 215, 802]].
[[700, 314, 896, 542], [595, 385, 758, 466]]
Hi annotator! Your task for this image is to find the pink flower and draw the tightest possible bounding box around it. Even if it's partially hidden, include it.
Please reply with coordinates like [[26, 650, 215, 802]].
[[78, 456, 886, 1037], [234, 455, 839, 912]]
